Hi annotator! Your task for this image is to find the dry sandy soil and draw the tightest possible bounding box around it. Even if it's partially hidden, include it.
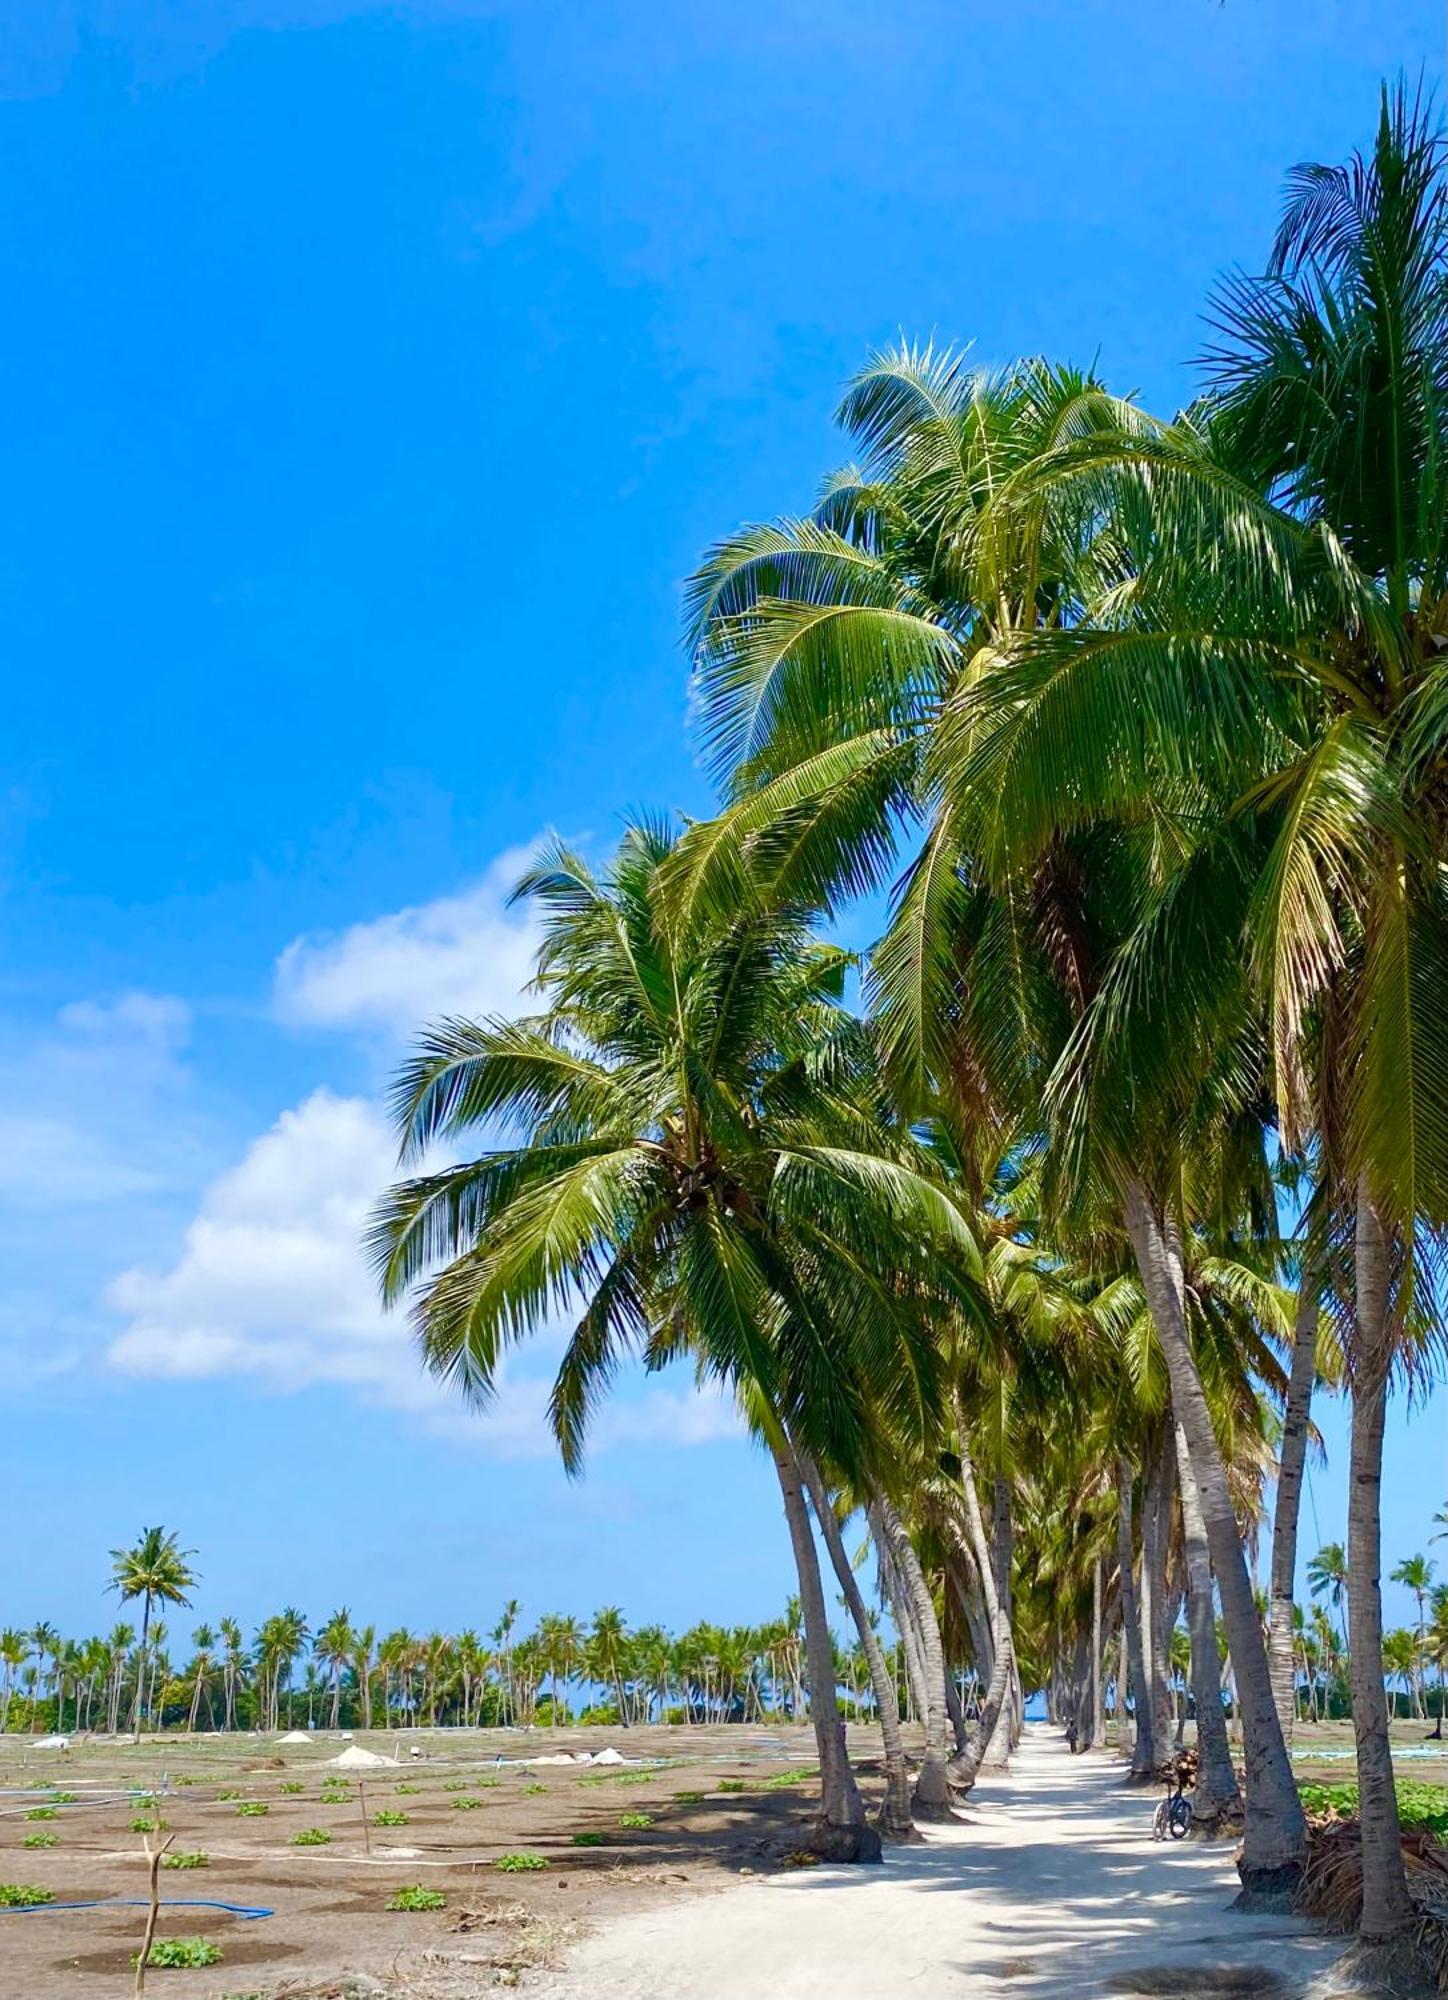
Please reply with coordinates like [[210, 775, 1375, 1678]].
[[4, 1719, 1427, 2000], [0, 1721, 833, 2000]]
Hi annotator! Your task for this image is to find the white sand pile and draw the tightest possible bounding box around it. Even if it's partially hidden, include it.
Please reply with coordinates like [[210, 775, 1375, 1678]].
[[589, 1746, 627, 1766], [329, 1744, 398, 1768], [277, 1730, 311, 1744]]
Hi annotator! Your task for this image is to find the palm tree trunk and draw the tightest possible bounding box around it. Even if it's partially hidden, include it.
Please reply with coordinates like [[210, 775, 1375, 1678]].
[[981, 1479, 1017, 1767], [1348, 1183, 1412, 1940], [1091, 1555, 1104, 1749], [1123, 1180, 1305, 1897], [1174, 1420, 1241, 1822], [131, 1597, 151, 1740], [1139, 1430, 1176, 1774], [797, 1454, 914, 1839], [1116, 1455, 1153, 1777], [871, 1494, 954, 1818], [770, 1439, 879, 1861], [1269, 1261, 1319, 1750]]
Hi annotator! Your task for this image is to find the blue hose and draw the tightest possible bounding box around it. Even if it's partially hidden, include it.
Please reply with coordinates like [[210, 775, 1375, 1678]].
[[2, 1898, 272, 1919]]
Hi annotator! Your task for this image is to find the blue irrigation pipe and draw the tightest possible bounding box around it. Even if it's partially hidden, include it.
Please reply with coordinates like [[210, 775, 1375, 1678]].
[[1, 1898, 273, 1919]]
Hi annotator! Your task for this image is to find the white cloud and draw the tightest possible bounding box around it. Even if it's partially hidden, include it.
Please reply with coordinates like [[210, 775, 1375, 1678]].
[[103, 1082, 739, 1461], [273, 849, 543, 1041]]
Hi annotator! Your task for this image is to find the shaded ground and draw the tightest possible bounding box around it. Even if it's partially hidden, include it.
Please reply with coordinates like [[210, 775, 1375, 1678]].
[[0, 1722, 836, 1998], [536, 1724, 1345, 2000]]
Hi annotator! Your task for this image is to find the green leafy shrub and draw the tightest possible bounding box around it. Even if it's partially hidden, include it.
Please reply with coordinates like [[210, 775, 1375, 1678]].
[[22, 1833, 57, 1850], [235, 1801, 269, 1817], [0, 1884, 53, 1907], [372, 1810, 408, 1827], [132, 1937, 222, 1969], [451, 1796, 484, 1810], [24, 1808, 57, 1822], [1299, 1781, 1448, 1841], [162, 1851, 208, 1870], [292, 1827, 332, 1846], [572, 1831, 604, 1846], [386, 1885, 446, 1911], [617, 1812, 654, 1829], [279, 1781, 304, 1794], [495, 1852, 549, 1872], [396, 1782, 421, 1795], [131, 1816, 167, 1834]]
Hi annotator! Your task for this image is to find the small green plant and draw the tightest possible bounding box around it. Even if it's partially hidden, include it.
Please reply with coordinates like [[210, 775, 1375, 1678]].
[[216, 1789, 242, 1801], [235, 1801, 269, 1818], [451, 1796, 484, 1810], [495, 1852, 549, 1872], [131, 1815, 167, 1834], [611, 1772, 653, 1787], [475, 1776, 501, 1789], [279, 1781, 304, 1795], [0, 1884, 53, 1907], [765, 1768, 817, 1790], [172, 1774, 198, 1787], [572, 1831, 605, 1846], [320, 1790, 348, 1805], [717, 1780, 746, 1794], [21, 1833, 57, 1849], [373, 1810, 408, 1827], [617, 1812, 654, 1829], [48, 1791, 77, 1804], [132, 1937, 223, 1969], [523, 1782, 547, 1796], [24, 1807, 57, 1822], [162, 1851, 208, 1870], [292, 1827, 332, 1846], [386, 1884, 446, 1911], [443, 1779, 469, 1792], [673, 1790, 704, 1803]]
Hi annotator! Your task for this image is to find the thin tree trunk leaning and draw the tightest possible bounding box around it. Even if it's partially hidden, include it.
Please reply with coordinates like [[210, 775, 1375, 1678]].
[[981, 1480, 1018, 1769], [1116, 1457, 1153, 1778], [1173, 1420, 1242, 1824], [1347, 1187, 1412, 1941], [1091, 1555, 1104, 1750], [1123, 1179, 1306, 1901], [1269, 1259, 1320, 1751], [797, 1454, 915, 1840], [871, 1495, 954, 1820], [1139, 1431, 1177, 1775], [770, 1440, 880, 1862], [954, 1439, 1015, 1779]]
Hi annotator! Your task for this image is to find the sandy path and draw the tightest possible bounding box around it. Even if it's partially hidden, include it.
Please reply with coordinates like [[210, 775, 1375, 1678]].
[[538, 1724, 1341, 1999]]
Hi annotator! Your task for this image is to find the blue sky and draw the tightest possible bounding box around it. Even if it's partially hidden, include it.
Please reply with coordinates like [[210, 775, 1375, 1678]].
[[1, 0, 1443, 1647]]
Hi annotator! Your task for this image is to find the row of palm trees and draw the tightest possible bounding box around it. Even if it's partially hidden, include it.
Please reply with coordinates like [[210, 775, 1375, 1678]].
[[365, 82, 1448, 1967]]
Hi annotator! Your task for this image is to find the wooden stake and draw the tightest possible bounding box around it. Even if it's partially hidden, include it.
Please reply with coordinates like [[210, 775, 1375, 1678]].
[[133, 1831, 174, 1998], [359, 1778, 371, 1856]]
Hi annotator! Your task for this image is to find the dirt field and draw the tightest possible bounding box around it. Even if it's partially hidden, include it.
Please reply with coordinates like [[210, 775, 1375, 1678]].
[[0, 1724, 855, 2000]]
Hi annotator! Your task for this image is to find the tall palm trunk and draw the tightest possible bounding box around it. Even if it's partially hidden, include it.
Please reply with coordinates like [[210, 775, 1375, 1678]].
[[1123, 1180, 1305, 1897], [1173, 1421, 1241, 1821], [798, 1454, 914, 1838], [1269, 1264, 1319, 1748], [1139, 1430, 1176, 1774], [950, 1441, 1014, 1786], [770, 1440, 880, 1861], [871, 1494, 954, 1818], [1348, 1185, 1411, 1940], [1091, 1555, 1104, 1749], [1117, 1456, 1154, 1777], [981, 1478, 1017, 1768], [131, 1596, 151, 1740]]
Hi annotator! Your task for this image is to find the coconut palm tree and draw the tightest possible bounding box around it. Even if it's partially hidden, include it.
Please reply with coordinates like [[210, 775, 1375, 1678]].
[[1389, 1554, 1435, 1720], [370, 821, 986, 1855], [314, 1609, 356, 1730], [107, 1528, 197, 1736], [186, 1625, 216, 1733]]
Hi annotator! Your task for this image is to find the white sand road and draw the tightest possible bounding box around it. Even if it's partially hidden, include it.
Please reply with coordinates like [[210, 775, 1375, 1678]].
[[538, 1724, 1343, 2000]]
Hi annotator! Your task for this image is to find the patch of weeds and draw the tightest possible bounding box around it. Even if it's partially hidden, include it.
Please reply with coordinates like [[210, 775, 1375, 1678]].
[[673, 1790, 705, 1803], [395, 1782, 421, 1795], [21, 1833, 57, 1850], [443, 1779, 470, 1792], [131, 1816, 167, 1834], [172, 1775, 198, 1788], [132, 1937, 223, 1969], [162, 1851, 208, 1870], [0, 1884, 53, 1907], [292, 1827, 332, 1846], [235, 1801, 269, 1817], [48, 1791, 77, 1804], [494, 1852, 549, 1873], [617, 1812, 654, 1829], [279, 1781, 304, 1794], [451, 1796, 484, 1810], [475, 1777, 502, 1789], [717, 1780, 746, 1794], [24, 1807, 57, 1822], [765, 1768, 816, 1790], [373, 1810, 408, 1827], [572, 1832, 604, 1846], [387, 1884, 446, 1911], [523, 1782, 547, 1796], [610, 1772, 654, 1787], [215, 1789, 243, 1802]]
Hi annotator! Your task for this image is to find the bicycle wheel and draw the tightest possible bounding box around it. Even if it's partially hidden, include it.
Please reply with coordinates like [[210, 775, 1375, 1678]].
[[1168, 1798, 1193, 1841], [1152, 1799, 1170, 1840]]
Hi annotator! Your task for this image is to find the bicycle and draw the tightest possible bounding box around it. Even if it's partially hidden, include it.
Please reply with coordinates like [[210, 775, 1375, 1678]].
[[1151, 1770, 1193, 1841]]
